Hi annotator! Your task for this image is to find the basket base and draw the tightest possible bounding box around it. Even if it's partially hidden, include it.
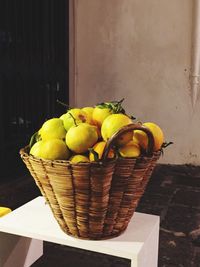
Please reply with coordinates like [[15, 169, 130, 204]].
[[60, 225, 128, 240]]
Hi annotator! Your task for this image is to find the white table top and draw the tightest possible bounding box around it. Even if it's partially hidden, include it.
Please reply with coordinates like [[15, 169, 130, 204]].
[[0, 197, 159, 260]]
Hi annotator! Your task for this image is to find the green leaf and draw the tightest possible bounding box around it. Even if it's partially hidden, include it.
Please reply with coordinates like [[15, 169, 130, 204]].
[[29, 132, 40, 148], [88, 148, 99, 161], [130, 115, 136, 120], [96, 98, 126, 114], [160, 141, 173, 156], [162, 141, 173, 148]]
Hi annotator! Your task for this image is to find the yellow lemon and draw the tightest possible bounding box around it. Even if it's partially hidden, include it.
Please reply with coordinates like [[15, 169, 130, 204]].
[[81, 107, 94, 124], [92, 107, 113, 128], [70, 155, 90, 163], [133, 135, 140, 146], [119, 141, 141, 158], [0, 207, 12, 217], [101, 114, 133, 146], [134, 122, 164, 151], [89, 141, 114, 161], [66, 123, 98, 153], [92, 99, 126, 128], [60, 108, 88, 131], [30, 140, 44, 158], [40, 139, 70, 160], [39, 118, 66, 140]]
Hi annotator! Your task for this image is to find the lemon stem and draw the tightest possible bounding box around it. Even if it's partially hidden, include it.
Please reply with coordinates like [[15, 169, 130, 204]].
[[56, 99, 71, 110], [130, 115, 136, 120], [68, 112, 78, 127], [117, 98, 125, 104]]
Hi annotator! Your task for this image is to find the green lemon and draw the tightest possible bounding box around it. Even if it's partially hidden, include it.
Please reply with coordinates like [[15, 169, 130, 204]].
[[40, 118, 66, 140], [40, 139, 70, 160], [66, 123, 98, 153]]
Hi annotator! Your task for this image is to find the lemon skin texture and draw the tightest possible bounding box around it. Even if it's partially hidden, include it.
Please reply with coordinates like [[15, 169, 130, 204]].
[[101, 114, 133, 146], [60, 108, 88, 131], [134, 122, 164, 151], [40, 139, 70, 160], [92, 107, 113, 128], [30, 140, 44, 158], [119, 141, 141, 158], [40, 118, 66, 140], [66, 123, 98, 154], [81, 107, 94, 124], [70, 155, 90, 163]]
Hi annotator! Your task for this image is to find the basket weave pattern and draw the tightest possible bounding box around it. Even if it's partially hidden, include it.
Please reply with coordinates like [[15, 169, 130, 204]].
[[20, 124, 161, 240]]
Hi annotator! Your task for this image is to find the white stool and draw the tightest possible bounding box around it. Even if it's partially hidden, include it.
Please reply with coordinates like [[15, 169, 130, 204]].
[[0, 197, 160, 267]]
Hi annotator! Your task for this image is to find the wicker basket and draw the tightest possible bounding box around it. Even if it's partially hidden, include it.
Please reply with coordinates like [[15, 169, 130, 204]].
[[20, 123, 161, 240]]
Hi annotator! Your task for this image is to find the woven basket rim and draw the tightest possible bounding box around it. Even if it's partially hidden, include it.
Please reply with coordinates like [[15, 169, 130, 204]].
[[20, 145, 118, 165], [20, 145, 161, 166]]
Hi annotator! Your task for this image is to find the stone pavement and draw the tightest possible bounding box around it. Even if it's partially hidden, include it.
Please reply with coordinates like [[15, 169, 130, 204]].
[[0, 164, 200, 267]]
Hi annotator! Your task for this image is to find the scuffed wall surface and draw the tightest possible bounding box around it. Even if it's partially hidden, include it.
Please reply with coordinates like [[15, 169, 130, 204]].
[[74, 0, 200, 165]]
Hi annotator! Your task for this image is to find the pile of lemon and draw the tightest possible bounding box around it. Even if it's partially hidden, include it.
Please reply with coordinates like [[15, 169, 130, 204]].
[[30, 100, 164, 163]]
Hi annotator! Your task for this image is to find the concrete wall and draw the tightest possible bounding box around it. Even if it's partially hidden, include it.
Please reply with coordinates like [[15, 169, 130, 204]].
[[72, 0, 200, 165]]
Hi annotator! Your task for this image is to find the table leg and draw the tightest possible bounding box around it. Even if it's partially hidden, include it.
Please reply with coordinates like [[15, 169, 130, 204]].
[[0, 232, 43, 267], [131, 258, 137, 267], [136, 219, 160, 267]]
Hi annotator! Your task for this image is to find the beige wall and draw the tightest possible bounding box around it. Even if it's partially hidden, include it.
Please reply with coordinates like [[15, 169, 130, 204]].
[[72, 0, 200, 165]]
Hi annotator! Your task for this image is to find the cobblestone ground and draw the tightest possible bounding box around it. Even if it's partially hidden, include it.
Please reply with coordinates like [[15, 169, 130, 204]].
[[1, 164, 200, 267]]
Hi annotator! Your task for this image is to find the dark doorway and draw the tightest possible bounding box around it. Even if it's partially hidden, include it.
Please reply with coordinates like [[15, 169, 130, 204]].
[[0, 0, 69, 181]]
